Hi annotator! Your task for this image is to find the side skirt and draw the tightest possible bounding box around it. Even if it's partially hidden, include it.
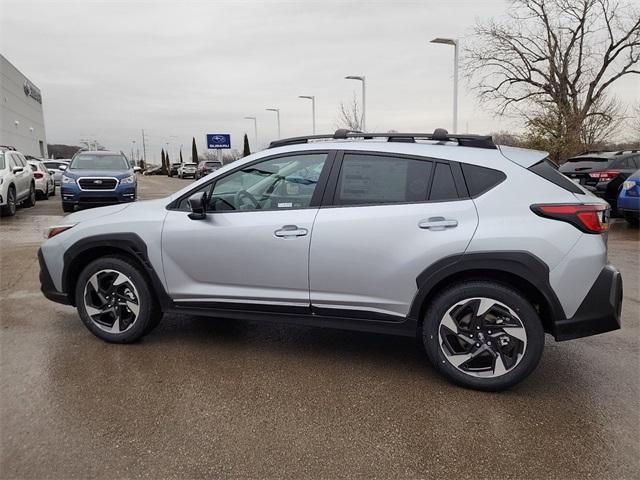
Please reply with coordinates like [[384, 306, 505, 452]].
[[169, 303, 418, 337]]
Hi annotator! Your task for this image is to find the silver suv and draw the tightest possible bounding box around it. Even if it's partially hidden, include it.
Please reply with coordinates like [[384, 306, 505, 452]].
[[39, 129, 622, 391]]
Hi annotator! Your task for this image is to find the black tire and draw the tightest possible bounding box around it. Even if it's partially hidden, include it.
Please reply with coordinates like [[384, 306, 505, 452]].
[[50, 183, 56, 197], [23, 183, 36, 207], [624, 213, 639, 227], [62, 202, 75, 213], [75, 256, 160, 343], [1, 186, 17, 217], [39, 186, 49, 200], [422, 280, 544, 391]]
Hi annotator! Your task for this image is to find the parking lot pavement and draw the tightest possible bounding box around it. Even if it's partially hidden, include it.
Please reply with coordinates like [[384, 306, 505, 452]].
[[1, 175, 639, 479]]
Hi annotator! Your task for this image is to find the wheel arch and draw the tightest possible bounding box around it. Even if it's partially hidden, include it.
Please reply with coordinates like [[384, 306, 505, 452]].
[[62, 233, 172, 309], [408, 252, 566, 337]]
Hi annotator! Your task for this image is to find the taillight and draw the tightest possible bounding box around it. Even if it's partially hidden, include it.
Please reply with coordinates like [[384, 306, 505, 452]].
[[588, 170, 620, 181], [530, 204, 609, 234], [33, 172, 44, 179]]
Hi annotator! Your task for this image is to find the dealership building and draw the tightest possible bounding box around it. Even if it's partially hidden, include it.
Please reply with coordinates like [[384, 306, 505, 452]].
[[0, 54, 48, 158]]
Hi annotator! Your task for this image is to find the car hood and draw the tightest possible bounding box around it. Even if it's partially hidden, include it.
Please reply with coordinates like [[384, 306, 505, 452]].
[[64, 198, 167, 224], [64, 169, 133, 179]]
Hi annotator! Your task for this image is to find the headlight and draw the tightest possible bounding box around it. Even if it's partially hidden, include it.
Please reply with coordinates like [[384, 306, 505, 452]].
[[623, 180, 636, 190], [120, 175, 136, 184], [62, 175, 76, 184], [44, 224, 76, 239]]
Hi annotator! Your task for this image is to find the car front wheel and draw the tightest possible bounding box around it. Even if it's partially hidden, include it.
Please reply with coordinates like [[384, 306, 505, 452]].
[[75, 256, 160, 343], [422, 280, 544, 391]]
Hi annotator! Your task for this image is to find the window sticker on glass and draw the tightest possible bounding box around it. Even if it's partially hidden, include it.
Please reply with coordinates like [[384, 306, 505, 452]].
[[278, 202, 293, 208]]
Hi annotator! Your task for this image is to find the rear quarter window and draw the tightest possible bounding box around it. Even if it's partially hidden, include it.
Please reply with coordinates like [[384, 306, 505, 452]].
[[460, 164, 506, 197], [529, 159, 583, 194]]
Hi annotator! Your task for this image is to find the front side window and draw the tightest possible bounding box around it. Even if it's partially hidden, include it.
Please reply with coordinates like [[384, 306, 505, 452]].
[[178, 153, 327, 212], [70, 154, 129, 171], [0, 153, 5, 170], [334, 153, 432, 206]]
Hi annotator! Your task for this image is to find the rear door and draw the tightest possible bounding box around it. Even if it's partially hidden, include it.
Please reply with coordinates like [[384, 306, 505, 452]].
[[309, 151, 478, 320]]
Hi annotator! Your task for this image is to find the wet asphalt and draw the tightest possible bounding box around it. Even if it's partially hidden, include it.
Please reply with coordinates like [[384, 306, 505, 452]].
[[1, 175, 639, 479]]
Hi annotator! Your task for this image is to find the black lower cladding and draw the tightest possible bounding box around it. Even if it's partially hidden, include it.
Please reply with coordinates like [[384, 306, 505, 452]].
[[554, 264, 622, 341], [38, 248, 70, 305]]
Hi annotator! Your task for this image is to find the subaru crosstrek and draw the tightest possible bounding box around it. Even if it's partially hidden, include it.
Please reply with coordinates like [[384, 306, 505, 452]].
[[39, 129, 622, 391], [61, 151, 137, 212]]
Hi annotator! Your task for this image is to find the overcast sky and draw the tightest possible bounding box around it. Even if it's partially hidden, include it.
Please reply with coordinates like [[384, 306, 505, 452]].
[[1, 0, 638, 161]]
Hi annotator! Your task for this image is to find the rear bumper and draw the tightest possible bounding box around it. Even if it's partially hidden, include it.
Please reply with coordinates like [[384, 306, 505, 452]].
[[553, 264, 622, 341], [38, 248, 70, 305]]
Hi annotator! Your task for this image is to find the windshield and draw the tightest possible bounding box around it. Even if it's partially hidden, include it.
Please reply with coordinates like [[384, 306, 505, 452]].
[[70, 154, 129, 171], [0, 153, 5, 170]]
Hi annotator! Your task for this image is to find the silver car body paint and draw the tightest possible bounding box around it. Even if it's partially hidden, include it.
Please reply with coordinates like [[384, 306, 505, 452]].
[[40, 139, 609, 323]]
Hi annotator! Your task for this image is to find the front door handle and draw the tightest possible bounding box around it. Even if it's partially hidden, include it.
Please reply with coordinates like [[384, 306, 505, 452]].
[[274, 225, 308, 238], [419, 217, 458, 231]]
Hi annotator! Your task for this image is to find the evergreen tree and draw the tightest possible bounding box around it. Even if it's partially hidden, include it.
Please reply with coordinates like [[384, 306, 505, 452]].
[[191, 137, 198, 164], [180, 148, 184, 164], [243, 133, 251, 157], [159, 149, 164, 174]]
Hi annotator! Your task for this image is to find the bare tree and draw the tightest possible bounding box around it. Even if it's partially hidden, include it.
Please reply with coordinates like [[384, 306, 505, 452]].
[[465, 0, 640, 160], [336, 94, 363, 131]]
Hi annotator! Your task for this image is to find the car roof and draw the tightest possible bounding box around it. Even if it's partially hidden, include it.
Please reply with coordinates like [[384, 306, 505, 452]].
[[261, 139, 546, 168], [75, 151, 122, 156]]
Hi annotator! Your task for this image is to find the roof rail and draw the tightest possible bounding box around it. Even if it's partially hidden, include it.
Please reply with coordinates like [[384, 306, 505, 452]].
[[268, 129, 497, 150]]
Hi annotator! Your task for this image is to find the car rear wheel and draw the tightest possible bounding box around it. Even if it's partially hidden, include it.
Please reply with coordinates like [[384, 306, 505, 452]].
[[1, 187, 16, 217], [422, 281, 544, 391], [23, 183, 36, 207], [75, 256, 160, 343], [50, 183, 56, 196]]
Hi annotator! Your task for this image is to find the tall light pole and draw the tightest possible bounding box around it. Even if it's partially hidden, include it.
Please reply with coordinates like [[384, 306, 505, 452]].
[[430, 37, 459, 133], [265, 108, 281, 138], [345, 75, 366, 131], [298, 95, 316, 134], [244, 116, 258, 149]]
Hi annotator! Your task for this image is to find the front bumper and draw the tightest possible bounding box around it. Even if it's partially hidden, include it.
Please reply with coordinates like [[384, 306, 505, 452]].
[[61, 184, 136, 206], [38, 248, 70, 305], [554, 264, 622, 341]]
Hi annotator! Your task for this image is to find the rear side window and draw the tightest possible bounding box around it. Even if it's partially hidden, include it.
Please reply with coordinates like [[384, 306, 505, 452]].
[[334, 153, 432, 206], [461, 164, 506, 196], [430, 163, 459, 200], [529, 159, 583, 194]]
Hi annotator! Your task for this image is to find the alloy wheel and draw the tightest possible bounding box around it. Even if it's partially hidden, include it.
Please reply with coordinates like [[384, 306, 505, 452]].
[[438, 297, 527, 378], [83, 269, 140, 334]]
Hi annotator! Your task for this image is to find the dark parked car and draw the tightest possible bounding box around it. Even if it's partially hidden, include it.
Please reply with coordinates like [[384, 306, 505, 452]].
[[168, 163, 181, 177], [559, 150, 640, 213], [195, 160, 223, 179]]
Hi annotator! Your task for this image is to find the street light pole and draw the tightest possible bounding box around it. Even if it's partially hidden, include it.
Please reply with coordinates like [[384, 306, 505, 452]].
[[244, 116, 258, 149], [430, 37, 459, 133], [345, 75, 366, 131], [298, 95, 316, 134], [265, 108, 281, 138]]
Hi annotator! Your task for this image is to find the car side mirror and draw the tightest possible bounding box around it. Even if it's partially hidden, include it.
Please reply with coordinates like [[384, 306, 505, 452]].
[[12, 166, 23, 174], [59, 164, 67, 171], [133, 166, 142, 173], [188, 191, 207, 220], [48, 169, 56, 175]]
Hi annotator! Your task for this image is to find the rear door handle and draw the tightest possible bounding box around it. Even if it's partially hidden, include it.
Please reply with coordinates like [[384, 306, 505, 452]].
[[419, 217, 458, 230], [274, 225, 308, 238]]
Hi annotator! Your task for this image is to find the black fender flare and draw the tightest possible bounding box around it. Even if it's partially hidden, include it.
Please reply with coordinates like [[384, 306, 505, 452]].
[[407, 251, 566, 332], [62, 233, 173, 309]]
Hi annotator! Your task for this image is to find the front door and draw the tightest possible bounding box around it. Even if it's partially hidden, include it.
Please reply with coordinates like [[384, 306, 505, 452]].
[[162, 151, 332, 309], [309, 152, 478, 319]]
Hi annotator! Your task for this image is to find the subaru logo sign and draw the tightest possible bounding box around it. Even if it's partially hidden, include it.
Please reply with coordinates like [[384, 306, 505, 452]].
[[94, 179, 103, 184], [206, 134, 231, 149]]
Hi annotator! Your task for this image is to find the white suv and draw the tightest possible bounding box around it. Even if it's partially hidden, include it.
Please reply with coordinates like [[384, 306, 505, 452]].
[[38, 129, 622, 391], [1, 147, 37, 216]]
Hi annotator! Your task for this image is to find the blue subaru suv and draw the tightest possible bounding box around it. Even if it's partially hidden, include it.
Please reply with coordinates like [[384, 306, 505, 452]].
[[61, 151, 138, 212]]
